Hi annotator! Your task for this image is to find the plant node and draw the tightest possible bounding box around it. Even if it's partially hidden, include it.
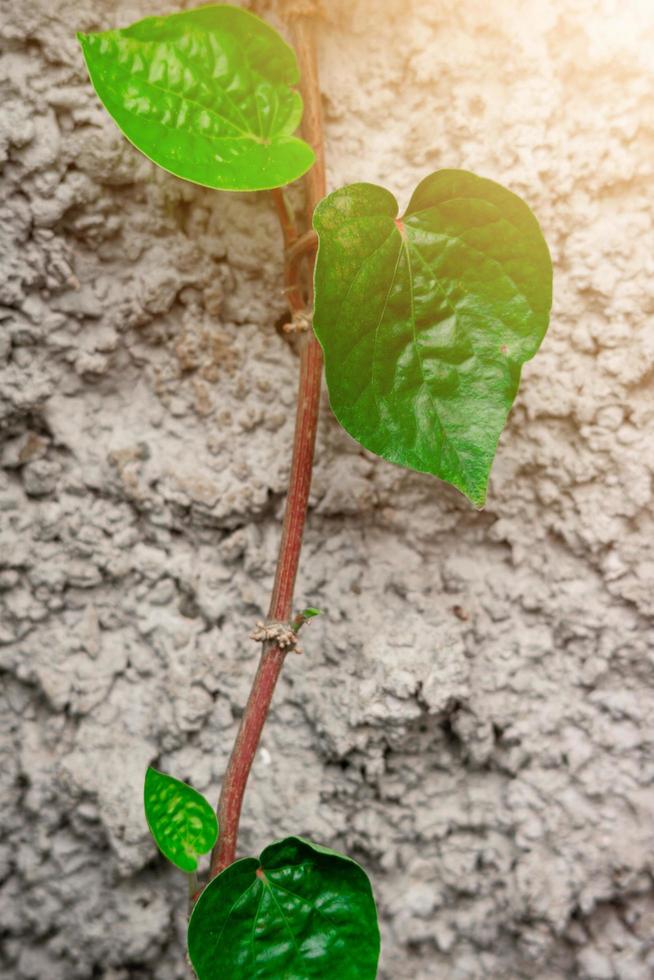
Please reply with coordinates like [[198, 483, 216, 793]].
[[249, 620, 304, 654], [282, 309, 312, 334]]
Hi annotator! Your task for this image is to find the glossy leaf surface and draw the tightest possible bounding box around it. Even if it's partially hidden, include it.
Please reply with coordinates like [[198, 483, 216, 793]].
[[312, 170, 553, 506], [77, 4, 315, 191], [144, 767, 218, 873], [187, 836, 380, 978]]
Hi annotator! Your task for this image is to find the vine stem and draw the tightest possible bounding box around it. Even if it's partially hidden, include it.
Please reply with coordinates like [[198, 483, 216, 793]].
[[209, 13, 326, 880]]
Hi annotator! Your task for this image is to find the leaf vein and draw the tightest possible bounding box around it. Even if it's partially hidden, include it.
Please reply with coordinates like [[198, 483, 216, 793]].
[[263, 879, 303, 962], [94, 71, 268, 147], [171, 36, 256, 134], [268, 878, 341, 934], [401, 240, 467, 481], [409, 202, 540, 323], [95, 63, 256, 139], [334, 224, 399, 365]]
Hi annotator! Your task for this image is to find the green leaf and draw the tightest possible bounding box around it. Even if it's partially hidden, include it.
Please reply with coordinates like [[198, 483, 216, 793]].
[[187, 836, 380, 978], [312, 170, 553, 507], [301, 607, 323, 619], [144, 767, 218, 873], [77, 4, 315, 192]]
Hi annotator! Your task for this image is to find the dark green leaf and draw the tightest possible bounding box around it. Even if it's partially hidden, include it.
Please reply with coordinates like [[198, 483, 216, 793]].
[[187, 836, 380, 978], [312, 170, 553, 507], [77, 4, 315, 191], [144, 767, 218, 873]]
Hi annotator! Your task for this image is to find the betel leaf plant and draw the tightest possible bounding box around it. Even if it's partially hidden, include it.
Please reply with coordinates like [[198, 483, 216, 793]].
[[77, 3, 552, 977]]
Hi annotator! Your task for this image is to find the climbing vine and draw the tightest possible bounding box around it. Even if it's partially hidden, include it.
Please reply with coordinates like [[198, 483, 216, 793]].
[[77, 4, 552, 976]]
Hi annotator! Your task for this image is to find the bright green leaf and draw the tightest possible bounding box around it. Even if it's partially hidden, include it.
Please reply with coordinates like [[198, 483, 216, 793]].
[[187, 836, 380, 978], [312, 170, 553, 507], [301, 607, 323, 619], [77, 4, 315, 192], [144, 767, 218, 873]]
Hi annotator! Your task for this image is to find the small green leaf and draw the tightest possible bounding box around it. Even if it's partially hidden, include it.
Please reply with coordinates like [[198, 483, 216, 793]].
[[77, 4, 315, 192], [312, 170, 553, 507], [187, 836, 380, 978], [144, 767, 218, 873], [301, 607, 323, 619]]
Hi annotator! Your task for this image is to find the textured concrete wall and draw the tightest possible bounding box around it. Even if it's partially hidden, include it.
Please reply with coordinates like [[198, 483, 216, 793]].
[[1, 0, 653, 977]]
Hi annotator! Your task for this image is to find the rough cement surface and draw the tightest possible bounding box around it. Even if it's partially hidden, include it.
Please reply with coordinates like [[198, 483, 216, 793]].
[[1, 0, 653, 976]]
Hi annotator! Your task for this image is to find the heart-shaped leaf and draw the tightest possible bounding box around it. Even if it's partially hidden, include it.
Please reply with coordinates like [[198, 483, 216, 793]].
[[144, 767, 218, 873], [77, 4, 315, 191], [312, 170, 553, 506], [187, 836, 380, 978]]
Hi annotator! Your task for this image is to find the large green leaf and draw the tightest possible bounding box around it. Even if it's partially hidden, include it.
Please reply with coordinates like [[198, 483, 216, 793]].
[[312, 170, 553, 506], [77, 4, 315, 191], [187, 836, 380, 978], [144, 767, 218, 873]]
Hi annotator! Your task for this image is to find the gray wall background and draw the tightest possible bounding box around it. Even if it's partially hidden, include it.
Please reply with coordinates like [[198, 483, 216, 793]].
[[1, 0, 653, 977]]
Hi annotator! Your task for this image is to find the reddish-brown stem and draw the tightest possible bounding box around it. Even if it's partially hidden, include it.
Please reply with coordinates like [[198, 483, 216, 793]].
[[281, 231, 318, 326], [209, 13, 326, 879], [272, 188, 315, 317], [291, 16, 327, 232], [271, 186, 299, 248], [286, 229, 318, 284]]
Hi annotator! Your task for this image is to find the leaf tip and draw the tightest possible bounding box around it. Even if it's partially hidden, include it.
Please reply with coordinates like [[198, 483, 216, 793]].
[[471, 488, 488, 510], [462, 482, 488, 510]]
